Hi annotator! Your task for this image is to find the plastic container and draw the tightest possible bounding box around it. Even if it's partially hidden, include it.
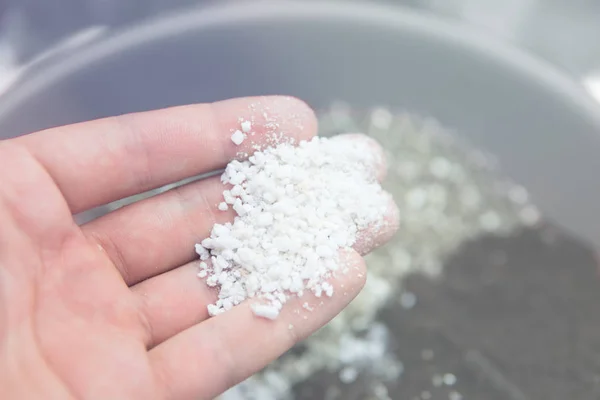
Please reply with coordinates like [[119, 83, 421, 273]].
[[0, 0, 600, 248]]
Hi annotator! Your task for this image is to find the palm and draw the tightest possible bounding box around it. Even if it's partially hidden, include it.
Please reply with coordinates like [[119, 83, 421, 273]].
[[0, 97, 397, 400], [4, 192, 158, 398]]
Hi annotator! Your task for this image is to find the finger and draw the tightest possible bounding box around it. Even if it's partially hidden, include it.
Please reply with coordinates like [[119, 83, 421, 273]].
[[132, 200, 398, 348], [82, 133, 385, 285], [330, 133, 388, 182], [327, 133, 397, 254], [0, 142, 75, 248], [14, 96, 316, 214], [84, 175, 239, 285], [353, 193, 399, 255], [134, 262, 213, 348], [149, 250, 366, 400]]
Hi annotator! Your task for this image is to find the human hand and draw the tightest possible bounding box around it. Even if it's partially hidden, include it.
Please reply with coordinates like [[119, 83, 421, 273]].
[[0, 96, 398, 399]]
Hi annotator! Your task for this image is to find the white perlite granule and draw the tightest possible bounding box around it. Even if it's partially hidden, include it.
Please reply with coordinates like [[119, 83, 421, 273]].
[[241, 120, 252, 133], [195, 136, 389, 319], [231, 130, 246, 145]]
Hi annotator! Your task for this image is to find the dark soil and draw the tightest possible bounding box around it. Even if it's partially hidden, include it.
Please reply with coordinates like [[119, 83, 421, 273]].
[[293, 224, 600, 399]]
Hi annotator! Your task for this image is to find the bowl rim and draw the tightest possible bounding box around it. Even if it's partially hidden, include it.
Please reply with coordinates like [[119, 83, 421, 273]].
[[0, 0, 599, 123]]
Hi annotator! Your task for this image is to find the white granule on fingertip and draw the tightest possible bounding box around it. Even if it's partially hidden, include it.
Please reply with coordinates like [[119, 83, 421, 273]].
[[218, 202, 229, 211], [196, 136, 389, 319], [250, 303, 280, 320], [231, 130, 245, 145], [194, 244, 209, 260], [241, 120, 252, 133]]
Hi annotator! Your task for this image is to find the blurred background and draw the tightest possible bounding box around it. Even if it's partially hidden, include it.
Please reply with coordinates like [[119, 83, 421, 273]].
[[1, 0, 600, 99]]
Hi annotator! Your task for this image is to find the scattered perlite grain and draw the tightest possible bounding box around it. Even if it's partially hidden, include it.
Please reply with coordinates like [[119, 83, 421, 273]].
[[443, 373, 457, 386], [231, 130, 245, 145], [241, 120, 252, 133], [400, 291, 417, 309], [196, 136, 389, 319], [448, 391, 464, 400], [432, 374, 444, 387], [339, 367, 359, 384]]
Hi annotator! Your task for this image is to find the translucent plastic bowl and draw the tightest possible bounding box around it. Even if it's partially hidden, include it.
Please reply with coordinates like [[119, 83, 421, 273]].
[[0, 1, 600, 248]]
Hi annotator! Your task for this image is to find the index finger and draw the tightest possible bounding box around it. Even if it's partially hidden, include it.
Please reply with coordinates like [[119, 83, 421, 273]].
[[12, 96, 317, 214], [149, 250, 368, 400]]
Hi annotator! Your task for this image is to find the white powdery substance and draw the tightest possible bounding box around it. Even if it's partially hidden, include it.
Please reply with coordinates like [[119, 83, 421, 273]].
[[195, 136, 388, 319]]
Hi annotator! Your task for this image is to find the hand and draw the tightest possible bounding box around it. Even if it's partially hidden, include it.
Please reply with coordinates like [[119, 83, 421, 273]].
[[0, 96, 398, 400]]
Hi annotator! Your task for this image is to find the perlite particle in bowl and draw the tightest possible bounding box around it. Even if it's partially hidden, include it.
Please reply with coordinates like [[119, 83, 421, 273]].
[[219, 103, 541, 400]]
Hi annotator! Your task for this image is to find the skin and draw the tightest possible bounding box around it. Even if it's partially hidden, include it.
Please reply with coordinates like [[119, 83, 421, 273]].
[[0, 96, 399, 400]]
